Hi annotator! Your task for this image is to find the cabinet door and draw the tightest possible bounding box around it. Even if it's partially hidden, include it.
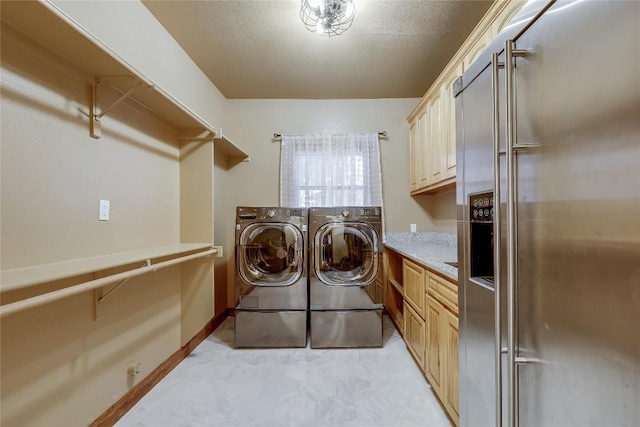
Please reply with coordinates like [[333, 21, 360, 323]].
[[444, 309, 460, 426], [425, 295, 444, 399], [441, 62, 463, 180], [417, 108, 429, 189], [426, 93, 443, 185], [463, 30, 492, 70], [490, 0, 526, 39], [404, 301, 425, 367], [403, 259, 424, 317], [409, 119, 419, 191]]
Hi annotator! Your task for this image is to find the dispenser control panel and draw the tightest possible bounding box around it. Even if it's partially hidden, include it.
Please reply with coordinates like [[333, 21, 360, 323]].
[[470, 192, 494, 223]]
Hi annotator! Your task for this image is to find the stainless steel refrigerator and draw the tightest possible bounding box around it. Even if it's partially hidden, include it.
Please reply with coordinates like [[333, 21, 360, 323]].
[[455, 1, 640, 426]]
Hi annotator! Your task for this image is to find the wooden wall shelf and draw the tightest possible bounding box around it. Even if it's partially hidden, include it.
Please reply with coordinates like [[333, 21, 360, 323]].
[[0, 0, 249, 164], [1, 243, 215, 293]]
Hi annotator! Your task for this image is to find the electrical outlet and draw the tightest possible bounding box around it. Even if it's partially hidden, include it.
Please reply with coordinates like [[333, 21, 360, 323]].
[[99, 200, 110, 221], [128, 362, 142, 377], [410, 224, 417, 233]]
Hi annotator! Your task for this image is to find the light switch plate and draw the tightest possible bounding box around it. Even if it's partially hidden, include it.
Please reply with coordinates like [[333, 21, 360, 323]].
[[410, 223, 417, 233], [99, 200, 110, 221]]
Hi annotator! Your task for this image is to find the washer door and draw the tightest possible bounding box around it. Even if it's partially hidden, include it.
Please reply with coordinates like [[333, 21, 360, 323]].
[[238, 223, 304, 286], [314, 222, 379, 286]]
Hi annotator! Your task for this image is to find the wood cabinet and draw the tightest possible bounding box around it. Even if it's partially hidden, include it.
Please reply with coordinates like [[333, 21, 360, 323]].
[[425, 295, 445, 398], [491, 0, 527, 39], [426, 272, 460, 426], [441, 62, 463, 181], [408, 92, 450, 195], [403, 259, 425, 317], [404, 301, 426, 367], [426, 93, 444, 186], [401, 257, 427, 369], [463, 30, 493, 70], [444, 309, 460, 426], [384, 250, 404, 333], [383, 249, 460, 426], [409, 120, 419, 192], [407, 0, 525, 195], [464, 0, 526, 69], [414, 108, 430, 190]]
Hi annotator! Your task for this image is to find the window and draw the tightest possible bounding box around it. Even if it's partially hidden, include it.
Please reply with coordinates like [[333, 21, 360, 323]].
[[279, 133, 383, 208]]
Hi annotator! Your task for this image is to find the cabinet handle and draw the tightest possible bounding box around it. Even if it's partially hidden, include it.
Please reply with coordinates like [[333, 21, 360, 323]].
[[491, 51, 504, 427]]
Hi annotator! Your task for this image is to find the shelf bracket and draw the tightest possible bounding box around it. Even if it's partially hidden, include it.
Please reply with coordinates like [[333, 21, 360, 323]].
[[93, 259, 150, 320], [91, 76, 143, 139]]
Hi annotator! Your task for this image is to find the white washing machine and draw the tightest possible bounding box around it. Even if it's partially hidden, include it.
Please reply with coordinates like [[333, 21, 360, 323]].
[[234, 207, 308, 348], [308, 206, 383, 348]]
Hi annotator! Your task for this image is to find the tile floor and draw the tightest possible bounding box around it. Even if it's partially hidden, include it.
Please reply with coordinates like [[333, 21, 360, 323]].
[[115, 316, 452, 427]]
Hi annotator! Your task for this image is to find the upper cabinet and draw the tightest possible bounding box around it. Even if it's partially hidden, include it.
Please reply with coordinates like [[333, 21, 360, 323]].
[[426, 92, 444, 186], [408, 0, 525, 195], [441, 62, 463, 181], [417, 109, 430, 189], [409, 121, 419, 192], [462, 30, 493, 71]]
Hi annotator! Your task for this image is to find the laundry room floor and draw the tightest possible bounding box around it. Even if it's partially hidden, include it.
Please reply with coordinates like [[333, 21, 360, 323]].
[[115, 316, 452, 427]]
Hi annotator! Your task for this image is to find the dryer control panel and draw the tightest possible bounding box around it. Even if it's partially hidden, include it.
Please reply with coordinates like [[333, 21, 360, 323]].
[[236, 207, 307, 221], [311, 206, 381, 222]]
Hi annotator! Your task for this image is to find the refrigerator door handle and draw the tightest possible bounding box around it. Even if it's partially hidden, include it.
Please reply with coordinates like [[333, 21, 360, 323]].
[[505, 39, 529, 427], [491, 51, 504, 427]]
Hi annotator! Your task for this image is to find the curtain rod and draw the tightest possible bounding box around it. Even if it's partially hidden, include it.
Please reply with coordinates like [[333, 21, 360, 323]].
[[272, 131, 387, 142]]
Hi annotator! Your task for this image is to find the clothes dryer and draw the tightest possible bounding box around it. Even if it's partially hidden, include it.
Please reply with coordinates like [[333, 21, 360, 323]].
[[234, 207, 308, 347], [308, 206, 383, 348]]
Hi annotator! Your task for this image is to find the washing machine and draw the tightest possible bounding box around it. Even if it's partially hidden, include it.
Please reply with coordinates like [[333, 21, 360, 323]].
[[308, 206, 383, 348], [234, 207, 308, 348]]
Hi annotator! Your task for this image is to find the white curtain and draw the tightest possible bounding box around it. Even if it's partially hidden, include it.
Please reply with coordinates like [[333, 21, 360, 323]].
[[279, 133, 383, 208]]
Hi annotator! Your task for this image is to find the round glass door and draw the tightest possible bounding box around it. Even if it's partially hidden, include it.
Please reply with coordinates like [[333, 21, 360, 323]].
[[239, 223, 304, 286], [314, 222, 379, 286]]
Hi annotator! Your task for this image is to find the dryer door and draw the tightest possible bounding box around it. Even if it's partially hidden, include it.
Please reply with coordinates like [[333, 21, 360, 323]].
[[314, 222, 380, 286], [238, 223, 304, 286]]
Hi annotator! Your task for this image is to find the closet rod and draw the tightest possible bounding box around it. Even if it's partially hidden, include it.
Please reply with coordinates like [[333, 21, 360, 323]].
[[0, 247, 218, 319], [272, 131, 387, 142]]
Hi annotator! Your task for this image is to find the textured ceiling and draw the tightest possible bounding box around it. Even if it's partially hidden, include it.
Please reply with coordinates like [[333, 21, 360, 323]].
[[142, 0, 493, 99]]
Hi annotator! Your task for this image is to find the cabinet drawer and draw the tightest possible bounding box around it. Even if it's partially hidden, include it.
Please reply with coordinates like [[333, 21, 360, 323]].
[[403, 259, 425, 317], [427, 273, 458, 315]]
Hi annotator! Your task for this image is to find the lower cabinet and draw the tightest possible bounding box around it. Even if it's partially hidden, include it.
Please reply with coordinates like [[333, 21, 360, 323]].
[[425, 295, 445, 398], [426, 292, 459, 426], [444, 310, 460, 425], [384, 249, 459, 426], [404, 301, 425, 367]]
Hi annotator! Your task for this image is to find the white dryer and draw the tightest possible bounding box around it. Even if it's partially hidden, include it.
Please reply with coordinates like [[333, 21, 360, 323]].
[[234, 207, 308, 348], [308, 206, 383, 348]]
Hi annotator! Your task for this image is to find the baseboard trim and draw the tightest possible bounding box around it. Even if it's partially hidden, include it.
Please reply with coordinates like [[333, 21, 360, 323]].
[[90, 309, 229, 427]]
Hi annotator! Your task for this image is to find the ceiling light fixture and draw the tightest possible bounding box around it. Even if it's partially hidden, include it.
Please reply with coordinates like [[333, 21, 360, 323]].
[[300, 0, 356, 37]]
